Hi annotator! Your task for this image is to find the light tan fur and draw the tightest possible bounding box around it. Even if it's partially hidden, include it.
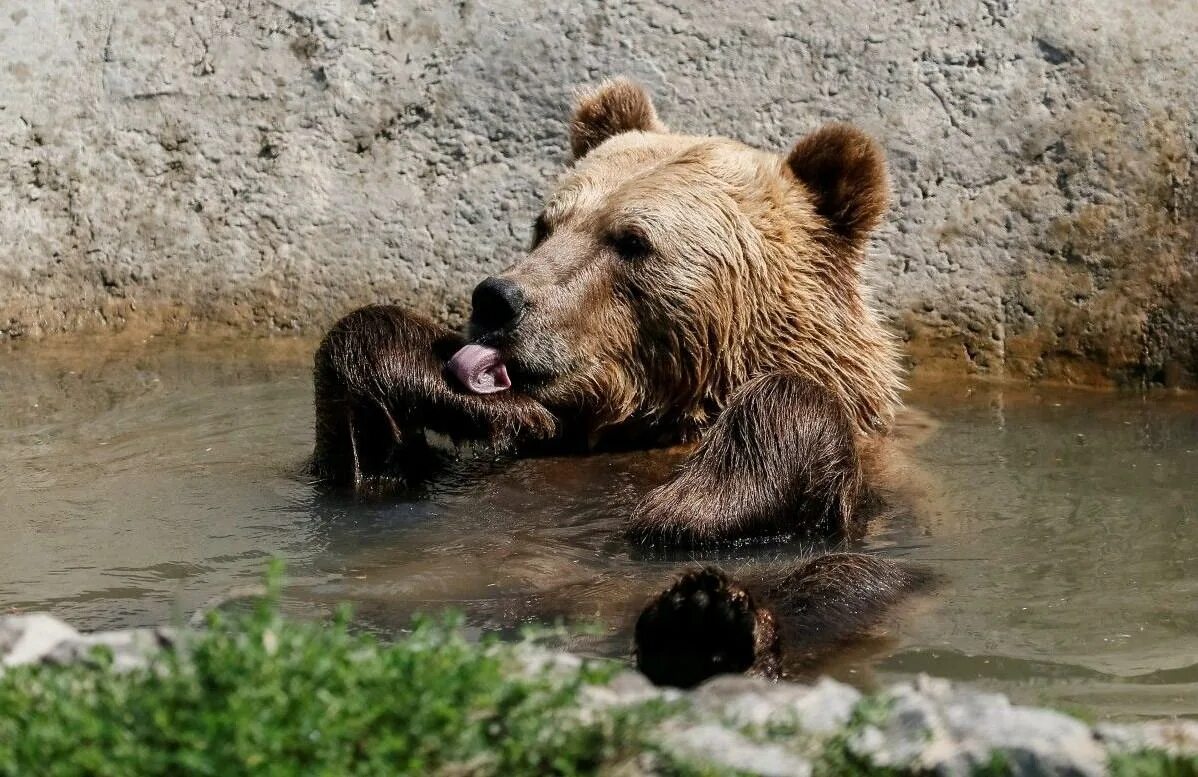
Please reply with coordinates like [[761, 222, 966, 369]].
[[492, 78, 902, 440]]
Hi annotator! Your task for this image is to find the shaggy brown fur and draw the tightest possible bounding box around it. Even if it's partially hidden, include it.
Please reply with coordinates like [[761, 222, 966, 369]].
[[313, 77, 901, 487], [634, 555, 932, 688], [569, 79, 667, 159], [626, 373, 864, 544], [512, 112, 903, 439], [311, 305, 556, 487], [310, 78, 919, 686]]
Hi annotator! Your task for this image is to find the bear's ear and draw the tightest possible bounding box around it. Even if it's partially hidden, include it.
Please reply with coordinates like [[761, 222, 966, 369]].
[[569, 78, 667, 159], [786, 124, 889, 249]]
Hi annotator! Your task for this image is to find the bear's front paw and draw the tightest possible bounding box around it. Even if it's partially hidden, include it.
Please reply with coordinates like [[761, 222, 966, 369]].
[[634, 567, 776, 688]]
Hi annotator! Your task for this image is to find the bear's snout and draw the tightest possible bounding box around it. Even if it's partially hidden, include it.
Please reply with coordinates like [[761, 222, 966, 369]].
[[470, 276, 527, 332]]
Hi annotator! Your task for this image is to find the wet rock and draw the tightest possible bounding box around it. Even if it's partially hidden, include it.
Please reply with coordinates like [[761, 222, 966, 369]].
[[1097, 720, 1198, 756], [847, 676, 1108, 776], [0, 613, 80, 667], [580, 668, 678, 710], [44, 627, 177, 672], [656, 722, 814, 777], [691, 675, 861, 734], [509, 644, 586, 678], [0, 614, 172, 673]]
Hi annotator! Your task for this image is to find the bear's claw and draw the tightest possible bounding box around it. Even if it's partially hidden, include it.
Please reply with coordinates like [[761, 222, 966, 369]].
[[634, 567, 762, 688]]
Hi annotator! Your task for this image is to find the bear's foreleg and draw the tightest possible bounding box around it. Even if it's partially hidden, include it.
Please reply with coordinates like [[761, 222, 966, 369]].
[[626, 372, 862, 544], [634, 554, 929, 687], [311, 305, 557, 488]]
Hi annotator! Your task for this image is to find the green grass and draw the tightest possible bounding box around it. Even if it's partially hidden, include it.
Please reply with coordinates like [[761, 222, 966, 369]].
[[0, 568, 668, 777], [1110, 751, 1198, 777], [0, 567, 1193, 777]]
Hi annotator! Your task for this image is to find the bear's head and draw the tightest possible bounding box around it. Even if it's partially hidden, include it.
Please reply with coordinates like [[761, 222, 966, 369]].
[[449, 79, 902, 439]]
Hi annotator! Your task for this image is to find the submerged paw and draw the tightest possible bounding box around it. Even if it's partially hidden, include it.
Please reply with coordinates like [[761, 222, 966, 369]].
[[634, 568, 759, 688]]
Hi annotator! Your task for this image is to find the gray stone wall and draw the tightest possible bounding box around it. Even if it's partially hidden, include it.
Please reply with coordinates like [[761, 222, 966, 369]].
[[2, 1, 1195, 385]]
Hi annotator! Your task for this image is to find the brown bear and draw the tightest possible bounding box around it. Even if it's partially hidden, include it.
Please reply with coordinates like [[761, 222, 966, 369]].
[[310, 79, 926, 687]]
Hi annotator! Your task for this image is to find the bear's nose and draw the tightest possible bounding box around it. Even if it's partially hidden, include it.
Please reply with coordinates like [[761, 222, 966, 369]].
[[471, 276, 527, 331]]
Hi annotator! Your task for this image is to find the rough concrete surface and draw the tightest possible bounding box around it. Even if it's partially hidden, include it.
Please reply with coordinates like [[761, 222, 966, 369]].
[[1, 1, 1195, 385]]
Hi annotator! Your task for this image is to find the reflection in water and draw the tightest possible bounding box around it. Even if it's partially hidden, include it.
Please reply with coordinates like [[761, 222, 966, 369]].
[[0, 336, 1196, 720]]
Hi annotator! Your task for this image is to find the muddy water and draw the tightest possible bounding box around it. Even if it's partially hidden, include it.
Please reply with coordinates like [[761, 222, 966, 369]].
[[1, 336, 1196, 720]]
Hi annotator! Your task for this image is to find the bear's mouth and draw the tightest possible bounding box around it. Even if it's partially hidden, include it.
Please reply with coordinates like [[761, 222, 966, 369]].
[[452, 320, 573, 397], [447, 343, 512, 394], [446, 342, 565, 397]]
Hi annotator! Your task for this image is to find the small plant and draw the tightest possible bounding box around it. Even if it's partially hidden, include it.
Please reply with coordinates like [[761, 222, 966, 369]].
[[0, 566, 1193, 776], [1110, 751, 1198, 777], [0, 565, 663, 776], [810, 695, 904, 777]]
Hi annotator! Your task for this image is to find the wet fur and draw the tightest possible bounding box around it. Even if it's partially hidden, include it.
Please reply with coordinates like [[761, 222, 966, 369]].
[[635, 554, 933, 688], [311, 78, 927, 688], [311, 305, 556, 487], [627, 373, 864, 544]]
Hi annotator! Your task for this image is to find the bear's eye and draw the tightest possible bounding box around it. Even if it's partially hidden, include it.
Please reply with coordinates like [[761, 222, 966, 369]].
[[608, 228, 651, 262], [531, 214, 552, 249]]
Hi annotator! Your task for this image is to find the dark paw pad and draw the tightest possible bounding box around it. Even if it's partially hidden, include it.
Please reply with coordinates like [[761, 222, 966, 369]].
[[634, 568, 759, 688]]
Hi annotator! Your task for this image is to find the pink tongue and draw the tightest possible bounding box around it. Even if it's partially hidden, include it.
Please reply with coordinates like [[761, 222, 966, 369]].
[[447, 344, 511, 394]]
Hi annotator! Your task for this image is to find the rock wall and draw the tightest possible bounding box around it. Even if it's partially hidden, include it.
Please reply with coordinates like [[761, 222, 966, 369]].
[[1, 0, 1195, 385]]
